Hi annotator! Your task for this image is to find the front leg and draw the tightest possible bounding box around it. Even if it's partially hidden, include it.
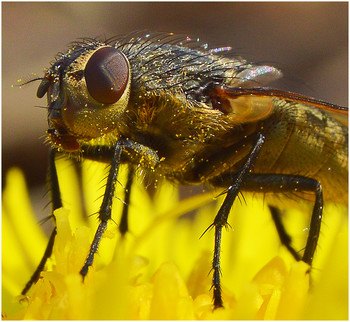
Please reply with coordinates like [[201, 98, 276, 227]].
[[80, 138, 160, 278], [22, 148, 62, 295], [119, 164, 134, 236], [80, 141, 123, 277]]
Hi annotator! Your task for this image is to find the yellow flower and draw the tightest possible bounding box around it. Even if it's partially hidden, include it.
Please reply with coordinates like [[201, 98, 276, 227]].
[[2, 160, 348, 319]]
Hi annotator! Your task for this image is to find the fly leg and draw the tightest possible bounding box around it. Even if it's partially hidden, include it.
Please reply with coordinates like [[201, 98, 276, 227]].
[[119, 165, 134, 236], [243, 174, 323, 266], [209, 133, 265, 308], [80, 139, 159, 278], [72, 159, 89, 222], [269, 206, 301, 261], [22, 148, 62, 295], [21, 228, 57, 295], [80, 141, 123, 277]]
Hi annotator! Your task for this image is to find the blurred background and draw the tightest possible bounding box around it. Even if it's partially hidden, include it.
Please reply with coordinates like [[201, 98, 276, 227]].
[[2, 2, 348, 213]]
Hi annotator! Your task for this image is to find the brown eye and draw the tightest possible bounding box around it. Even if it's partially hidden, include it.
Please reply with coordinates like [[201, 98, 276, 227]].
[[84, 47, 129, 104]]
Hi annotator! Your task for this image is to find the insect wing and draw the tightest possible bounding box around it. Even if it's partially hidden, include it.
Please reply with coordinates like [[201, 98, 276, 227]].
[[219, 86, 348, 115], [206, 85, 275, 124]]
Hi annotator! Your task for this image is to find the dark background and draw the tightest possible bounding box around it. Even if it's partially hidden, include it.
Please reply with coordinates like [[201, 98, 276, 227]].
[[2, 2, 348, 206]]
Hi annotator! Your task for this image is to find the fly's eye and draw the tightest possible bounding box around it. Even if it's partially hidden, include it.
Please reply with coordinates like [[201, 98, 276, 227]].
[[84, 47, 129, 104]]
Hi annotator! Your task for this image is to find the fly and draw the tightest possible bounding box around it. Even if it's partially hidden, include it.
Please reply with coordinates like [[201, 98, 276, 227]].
[[22, 31, 348, 308]]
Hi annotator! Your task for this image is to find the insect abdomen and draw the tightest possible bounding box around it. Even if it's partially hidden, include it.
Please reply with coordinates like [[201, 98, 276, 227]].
[[253, 99, 348, 204]]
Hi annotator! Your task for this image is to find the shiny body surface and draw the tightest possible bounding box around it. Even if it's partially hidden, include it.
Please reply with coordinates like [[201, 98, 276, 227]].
[[44, 33, 347, 204], [24, 32, 347, 306]]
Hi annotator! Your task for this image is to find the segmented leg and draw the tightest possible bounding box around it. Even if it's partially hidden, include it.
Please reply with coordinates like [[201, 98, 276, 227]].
[[211, 133, 265, 308], [269, 206, 301, 261], [73, 159, 89, 222], [22, 148, 62, 295], [302, 182, 323, 265], [79, 137, 160, 277], [80, 141, 123, 277], [208, 140, 324, 308], [119, 165, 134, 236], [80, 138, 160, 277], [242, 174, 323, 266]]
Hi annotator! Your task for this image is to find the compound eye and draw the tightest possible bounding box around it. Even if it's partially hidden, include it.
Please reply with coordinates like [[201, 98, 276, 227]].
[[84, 47, 129, 104]]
